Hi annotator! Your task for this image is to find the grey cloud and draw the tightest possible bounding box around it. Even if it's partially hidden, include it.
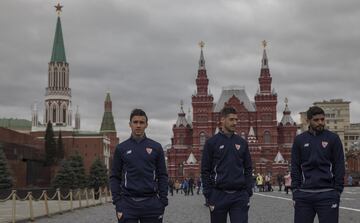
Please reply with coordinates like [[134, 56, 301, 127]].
[[1, 0, 359, 146]]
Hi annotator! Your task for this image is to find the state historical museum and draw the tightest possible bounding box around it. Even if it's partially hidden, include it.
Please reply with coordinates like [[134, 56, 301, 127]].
[[167, 42, 297, 181]]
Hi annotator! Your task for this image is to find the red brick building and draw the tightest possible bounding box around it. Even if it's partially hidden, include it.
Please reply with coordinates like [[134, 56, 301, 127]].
[[167, 42, 297, 181], [0, 127, 49, 188]]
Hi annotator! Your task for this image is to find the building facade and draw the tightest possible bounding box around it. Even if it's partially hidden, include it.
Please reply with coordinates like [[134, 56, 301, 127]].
[[299, 99, 360, 176], [167, 42, 297, 181], [29, 6, 119, 175]]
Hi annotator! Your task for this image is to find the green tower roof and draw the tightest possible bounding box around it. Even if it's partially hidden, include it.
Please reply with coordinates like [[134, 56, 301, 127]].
[[50, 16, 66, 62], [100, 112, 116, 132]]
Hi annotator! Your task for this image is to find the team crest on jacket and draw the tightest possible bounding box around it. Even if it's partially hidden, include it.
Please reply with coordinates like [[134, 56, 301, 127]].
[[235, 144, 241, 150], [146, 147, 153, 154], [322, 141, 328, 148]]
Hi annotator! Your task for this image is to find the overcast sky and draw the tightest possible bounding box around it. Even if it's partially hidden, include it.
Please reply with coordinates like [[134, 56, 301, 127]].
[[0, 0, 359, 146]]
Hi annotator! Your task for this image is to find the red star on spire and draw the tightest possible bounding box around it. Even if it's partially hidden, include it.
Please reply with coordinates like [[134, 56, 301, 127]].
[[55, 3, 63, 15]]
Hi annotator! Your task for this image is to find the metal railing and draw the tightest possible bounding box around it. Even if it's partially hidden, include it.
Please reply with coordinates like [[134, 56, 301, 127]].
[[0, 187, 111, 223]]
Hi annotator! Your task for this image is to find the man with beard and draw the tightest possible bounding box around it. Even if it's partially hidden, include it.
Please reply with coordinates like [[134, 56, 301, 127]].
[[201, 106, 253, 223], [291, 106, 345, 223]]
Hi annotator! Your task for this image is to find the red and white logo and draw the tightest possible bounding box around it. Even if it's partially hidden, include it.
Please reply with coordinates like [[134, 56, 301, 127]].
[[322, 141, 328, 148], [146, 147, 153, 154], [235, 144, 241, 150]]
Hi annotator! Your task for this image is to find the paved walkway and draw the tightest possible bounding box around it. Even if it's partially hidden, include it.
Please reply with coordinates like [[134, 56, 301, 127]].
[[1, 187, 360, 223]]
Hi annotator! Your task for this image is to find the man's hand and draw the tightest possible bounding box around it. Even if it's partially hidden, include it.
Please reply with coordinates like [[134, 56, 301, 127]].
[[117, 212, 123, 220]]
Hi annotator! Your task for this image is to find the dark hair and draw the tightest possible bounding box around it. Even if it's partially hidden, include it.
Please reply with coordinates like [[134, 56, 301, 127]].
[[220, 106, 237, 117], [130, 108, 148, 122], [306, 106, 325, 120]]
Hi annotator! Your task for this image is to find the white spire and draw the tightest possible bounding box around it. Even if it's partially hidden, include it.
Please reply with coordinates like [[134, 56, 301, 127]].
[[198, 41, 206, 70], [186, 152, 197, 164], [274, 151, 285, 163], [261, 40, 269, 69], [248, 126, 255, 136]]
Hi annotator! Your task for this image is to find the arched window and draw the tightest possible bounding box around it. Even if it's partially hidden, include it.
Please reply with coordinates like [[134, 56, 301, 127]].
[[53, 107, 56, 123], [62, 68, 66, 88], [54, 68, 58, 88], [178, 163, 183, 176], [264, 131, 271, 143], [200, 132, 206, 146], [63, 107, 66, 123], [179, 134, 184, 145]]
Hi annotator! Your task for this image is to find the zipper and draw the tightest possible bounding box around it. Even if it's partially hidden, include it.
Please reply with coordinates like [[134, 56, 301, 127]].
[[214, 165, 218, 184], [125, 171, 128, 188], [329, 163, 334, 178]]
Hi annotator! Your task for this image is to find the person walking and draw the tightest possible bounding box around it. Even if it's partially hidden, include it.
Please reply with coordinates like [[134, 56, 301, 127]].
[[291, 106, 345, 223], [256, 173, 264, 192], [277, 173, 283, 192], [188, 178, 194, 196], [168, 178, 174, 196], [201, 106, 253, 223], [284, 171, 291, 195], [110, 109, 168, 223]]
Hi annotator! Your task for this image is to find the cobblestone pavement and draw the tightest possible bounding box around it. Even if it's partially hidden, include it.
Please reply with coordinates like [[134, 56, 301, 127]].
[[3, 187, 359, 223]]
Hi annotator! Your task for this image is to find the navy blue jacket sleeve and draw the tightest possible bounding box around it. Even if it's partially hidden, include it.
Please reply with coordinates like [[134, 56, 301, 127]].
[[291, 136, 301, 191], [201, 140, 213, 199], [243, 141, 253, 197], [109, 145, 123, 212], [332, 135, 345, 193], [156, 145, 169, 206]]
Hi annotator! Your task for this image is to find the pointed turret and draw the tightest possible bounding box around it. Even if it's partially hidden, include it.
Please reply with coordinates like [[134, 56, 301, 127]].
[[51, 4, 66, 63], [274, 151, 285, 163], [100, 92, 116, 133], [258, 40, 272, 94], [44, 3, 71, 127], [75, 105, 80, 130], [247, 126, 257, 143], [175, 101, 189, 127], [195, 41, 210, 96], [199, 41, 206, 70], [261, 45, 269, 69], [186, 152, 197, 164], [280, 98, 295, 126]]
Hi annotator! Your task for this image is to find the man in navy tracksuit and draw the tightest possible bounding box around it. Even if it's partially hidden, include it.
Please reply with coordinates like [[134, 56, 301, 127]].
[[110, 109, 168, 223], [201, 106, 253, 223], [291, 106, 345, 223]]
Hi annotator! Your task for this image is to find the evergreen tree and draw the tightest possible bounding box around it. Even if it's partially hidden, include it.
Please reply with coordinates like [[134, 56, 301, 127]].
[[69, 152, 87, 188], [0, 146, 13, 189], [52, 159, 76, 189], [45, 121, 56, 165], [56, 131, 65, 162], [88, 157, 108, 189]]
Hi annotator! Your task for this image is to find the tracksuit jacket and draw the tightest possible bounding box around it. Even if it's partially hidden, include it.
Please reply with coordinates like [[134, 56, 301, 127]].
[[110, 136, 168, 212], [291, 130, 345, 193], [201, 132, 253, 199]]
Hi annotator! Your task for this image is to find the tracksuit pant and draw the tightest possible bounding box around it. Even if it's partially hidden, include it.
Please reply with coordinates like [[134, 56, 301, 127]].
[[293, 190, 340, 223], [117, 196, 165, 223], [208, 189, 250, 223]]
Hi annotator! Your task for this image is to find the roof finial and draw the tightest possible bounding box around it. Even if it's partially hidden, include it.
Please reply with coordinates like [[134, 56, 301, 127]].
[[199, 40, 205, 49], [262, 40, 267, 49], [55, 2, 63, 16], [180, 100, 184, 111], [284, 97, 288, 105]]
